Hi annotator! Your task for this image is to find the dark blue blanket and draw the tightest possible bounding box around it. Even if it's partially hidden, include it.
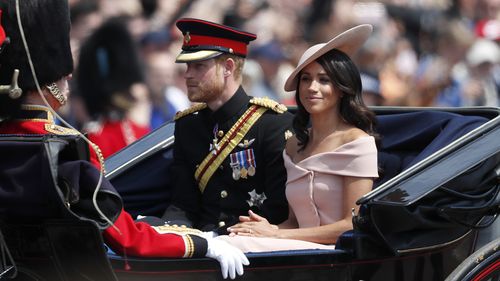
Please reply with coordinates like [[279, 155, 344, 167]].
[[375, 111, 488, 187]]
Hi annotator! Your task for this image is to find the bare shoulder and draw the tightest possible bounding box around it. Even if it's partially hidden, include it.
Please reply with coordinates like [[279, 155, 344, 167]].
[[285, 135, 299, 157], [342, 127, 370, 145]]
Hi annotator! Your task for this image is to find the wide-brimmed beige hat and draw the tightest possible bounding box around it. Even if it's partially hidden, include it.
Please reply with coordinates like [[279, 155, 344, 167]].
[[284, 24, 373, 91]]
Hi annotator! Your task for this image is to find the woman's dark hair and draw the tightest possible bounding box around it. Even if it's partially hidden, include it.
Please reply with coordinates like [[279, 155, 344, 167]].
[[293, 49, 378, 151]]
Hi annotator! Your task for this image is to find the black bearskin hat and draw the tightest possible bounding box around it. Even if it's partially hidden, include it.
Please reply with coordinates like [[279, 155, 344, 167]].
[[76, 17, 144, 119], [0, 0, 73, 118]]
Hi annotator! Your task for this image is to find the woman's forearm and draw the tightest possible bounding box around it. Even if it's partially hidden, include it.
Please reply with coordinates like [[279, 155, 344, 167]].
[[276, 219, 352, 244]]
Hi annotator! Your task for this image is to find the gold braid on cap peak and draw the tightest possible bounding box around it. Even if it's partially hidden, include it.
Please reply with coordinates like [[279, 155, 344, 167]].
[[249, 97, 287, 114], [174, 103, 207, 120]]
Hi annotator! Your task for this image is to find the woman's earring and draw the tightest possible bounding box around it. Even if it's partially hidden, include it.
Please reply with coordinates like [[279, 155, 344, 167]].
[[45, 83, 67, 105]]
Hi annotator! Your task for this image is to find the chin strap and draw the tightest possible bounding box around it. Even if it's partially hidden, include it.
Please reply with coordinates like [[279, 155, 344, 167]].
[[45, 82, 67, 105]]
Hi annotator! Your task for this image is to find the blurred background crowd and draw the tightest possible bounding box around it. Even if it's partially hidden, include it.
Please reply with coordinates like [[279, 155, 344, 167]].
[[64, 0, 500, 157]]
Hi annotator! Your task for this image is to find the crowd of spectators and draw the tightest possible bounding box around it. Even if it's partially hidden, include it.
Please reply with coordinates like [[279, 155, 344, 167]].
[[65, 0, 500, 149]]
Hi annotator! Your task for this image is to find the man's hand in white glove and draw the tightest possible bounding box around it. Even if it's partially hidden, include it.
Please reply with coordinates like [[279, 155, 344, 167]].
[[205, 238, 249, 279], [201, 231, 218, 239]]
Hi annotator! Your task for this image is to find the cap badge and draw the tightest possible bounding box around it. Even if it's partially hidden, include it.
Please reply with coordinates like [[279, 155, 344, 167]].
[[184, 31, 191, 44]]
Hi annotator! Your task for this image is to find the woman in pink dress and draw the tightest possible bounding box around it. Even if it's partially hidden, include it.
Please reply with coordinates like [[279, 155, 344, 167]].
[[217, 24, 379, 252]]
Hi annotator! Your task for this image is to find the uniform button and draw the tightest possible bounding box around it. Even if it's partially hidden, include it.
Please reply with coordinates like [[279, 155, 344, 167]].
[[219, 165, 224, 170], [220, 190, 228, 198], [218, 221, 226, 227]]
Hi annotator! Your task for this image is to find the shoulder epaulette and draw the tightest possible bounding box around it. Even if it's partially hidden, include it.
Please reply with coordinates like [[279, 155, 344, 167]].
[[174, 103, 207, 120], [44, 123, 79, 135], [249, 97, 287, 114]]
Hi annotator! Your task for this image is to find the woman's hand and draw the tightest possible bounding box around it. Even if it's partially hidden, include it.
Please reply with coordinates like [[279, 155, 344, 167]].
[[237, 210, 268, 223], [228, 210, 278, 237]]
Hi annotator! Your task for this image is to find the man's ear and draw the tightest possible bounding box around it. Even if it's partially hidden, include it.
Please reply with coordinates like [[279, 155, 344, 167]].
[[223, 58, 235, 77]]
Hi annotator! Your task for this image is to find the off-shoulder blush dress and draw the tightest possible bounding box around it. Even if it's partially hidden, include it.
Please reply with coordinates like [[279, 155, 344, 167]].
[[217, 136, 378, 253]]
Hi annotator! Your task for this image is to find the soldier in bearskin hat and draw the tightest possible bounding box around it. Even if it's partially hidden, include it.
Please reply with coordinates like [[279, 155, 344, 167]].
[[76, 17, 151, 158], [0, 1, 248, 279], [0, 0, 73, 120]]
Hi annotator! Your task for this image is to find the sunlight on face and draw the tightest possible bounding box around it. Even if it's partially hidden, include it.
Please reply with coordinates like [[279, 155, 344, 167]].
[[298, 61, 341, 115], [184, 59, 224, 103]]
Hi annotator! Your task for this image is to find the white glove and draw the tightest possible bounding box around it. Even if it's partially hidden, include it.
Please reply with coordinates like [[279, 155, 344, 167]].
[[205, 238, 249, 279], [201, 231, 218, 239]]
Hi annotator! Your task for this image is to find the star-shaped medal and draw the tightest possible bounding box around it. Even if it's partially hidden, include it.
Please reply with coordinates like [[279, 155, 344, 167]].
[[246, 189, 267, 208]]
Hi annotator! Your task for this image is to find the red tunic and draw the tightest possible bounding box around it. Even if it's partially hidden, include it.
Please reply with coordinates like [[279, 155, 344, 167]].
[[0, 105, 207, 258], [85, 119, 150, 158]]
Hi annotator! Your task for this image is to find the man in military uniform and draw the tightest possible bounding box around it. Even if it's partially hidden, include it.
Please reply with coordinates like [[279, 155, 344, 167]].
[[162, 18, 293, 233]]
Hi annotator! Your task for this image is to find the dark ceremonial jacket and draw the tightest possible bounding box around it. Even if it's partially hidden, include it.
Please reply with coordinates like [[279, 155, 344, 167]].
[[164, 87, 293, 231], [0, 105, 208, 258]]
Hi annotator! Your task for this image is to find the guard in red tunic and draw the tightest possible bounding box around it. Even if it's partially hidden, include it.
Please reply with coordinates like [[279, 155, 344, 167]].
[[75, 18, 151, 159], [0, 1, 247, 279]]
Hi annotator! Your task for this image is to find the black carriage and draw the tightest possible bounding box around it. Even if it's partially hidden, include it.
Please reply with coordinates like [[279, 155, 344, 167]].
[[0, 106, 499, 281]]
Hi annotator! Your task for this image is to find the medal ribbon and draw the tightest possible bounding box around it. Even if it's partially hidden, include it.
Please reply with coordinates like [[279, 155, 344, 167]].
[[195, 105, 268, 192], [246, 149, 256, 168], [238, 151, 247, 169]]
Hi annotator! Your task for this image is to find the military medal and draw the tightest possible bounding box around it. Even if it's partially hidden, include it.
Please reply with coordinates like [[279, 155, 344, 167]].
[[230, 153, 241, 180], [247, 189, 267, 208], [246, 149, 256, 176], [232, 166, 240, 180], [230, 148, 255, 180], [209, 124, 220, 155], [248, 166, 255, 177], [238, 149, 248, 179], [240, 167, 248, 179]]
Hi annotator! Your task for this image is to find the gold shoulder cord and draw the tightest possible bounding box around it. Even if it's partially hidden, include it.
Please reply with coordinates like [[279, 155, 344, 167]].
[[174, 103, 207, 120], [90, 142, 106, 174], [41, 117, 106, 174], [249, 97, 287, 113], [195, 105, 268, 192]]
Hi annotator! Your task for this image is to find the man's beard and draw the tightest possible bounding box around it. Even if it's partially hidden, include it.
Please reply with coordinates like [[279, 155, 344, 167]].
[[187, 77, 225, 103]]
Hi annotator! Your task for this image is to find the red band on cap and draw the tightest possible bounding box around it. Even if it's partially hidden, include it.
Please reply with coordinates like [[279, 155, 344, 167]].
[[183, 34, 248, 56]]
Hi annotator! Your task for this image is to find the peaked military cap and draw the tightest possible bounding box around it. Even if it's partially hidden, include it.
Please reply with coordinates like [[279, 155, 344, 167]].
[[175, 18, 257, 63]]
